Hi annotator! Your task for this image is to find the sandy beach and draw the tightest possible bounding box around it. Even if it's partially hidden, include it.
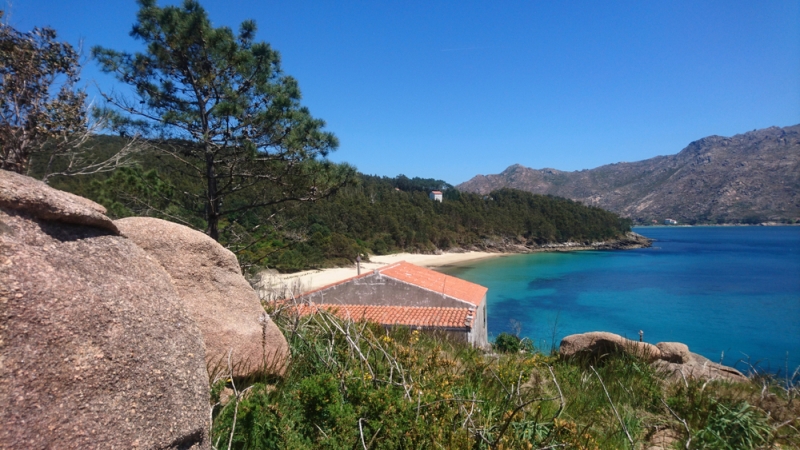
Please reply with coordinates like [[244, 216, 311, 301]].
[[260, 251, 506, 297]]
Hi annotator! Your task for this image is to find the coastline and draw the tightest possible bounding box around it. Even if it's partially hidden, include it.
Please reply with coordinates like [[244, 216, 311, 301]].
[[258, 232, 651, 297], [262, 251, 507, 295]]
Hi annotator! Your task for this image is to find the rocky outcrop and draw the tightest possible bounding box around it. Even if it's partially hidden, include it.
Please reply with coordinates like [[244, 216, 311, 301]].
[[115, 217, 289, 379], [560, 331, 747, 383], [460, 231, 652, 254], [653, 353, 747, 383], [0, 168, 118, 232], [559, 331, 662, 362], [458, 124, 800, 223], [656, 342, 691, 363], [0, 170, 210, 449]]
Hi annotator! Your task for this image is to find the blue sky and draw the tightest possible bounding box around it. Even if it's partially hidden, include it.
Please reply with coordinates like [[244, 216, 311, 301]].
[[5, 0, 799, 184]]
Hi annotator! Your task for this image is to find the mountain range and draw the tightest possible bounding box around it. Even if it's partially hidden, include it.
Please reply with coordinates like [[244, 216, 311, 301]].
[[456, 124, 800, 224]]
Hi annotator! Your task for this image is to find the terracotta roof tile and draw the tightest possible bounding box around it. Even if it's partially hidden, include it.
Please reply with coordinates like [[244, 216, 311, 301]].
[[379, 261, 487, 306], [292, 303, 475, 329], [294, 261, 488, 307]]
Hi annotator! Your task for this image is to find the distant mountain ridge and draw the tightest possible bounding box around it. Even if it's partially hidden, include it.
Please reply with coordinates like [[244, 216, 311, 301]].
[[457, 124, 800, 223]]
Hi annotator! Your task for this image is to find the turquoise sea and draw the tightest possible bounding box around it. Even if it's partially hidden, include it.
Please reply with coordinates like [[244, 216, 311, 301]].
[[442, 226, 800, 375]]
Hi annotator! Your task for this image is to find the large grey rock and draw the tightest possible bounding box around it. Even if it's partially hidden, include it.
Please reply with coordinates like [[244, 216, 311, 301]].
[[559, 331, 662, 362], [0, 170, 210, 449], [115, 217, 289, 379]]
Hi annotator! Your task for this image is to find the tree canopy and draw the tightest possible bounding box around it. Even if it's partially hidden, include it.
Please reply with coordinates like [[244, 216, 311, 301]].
[[93, 0, 353, 240], [0, 12, 88, 174]]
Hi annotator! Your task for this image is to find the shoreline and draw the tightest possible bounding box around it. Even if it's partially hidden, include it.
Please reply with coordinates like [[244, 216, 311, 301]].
[[258, 233, 651, 297], [634, 223, 800, 228], [263, 251, 507, 295]]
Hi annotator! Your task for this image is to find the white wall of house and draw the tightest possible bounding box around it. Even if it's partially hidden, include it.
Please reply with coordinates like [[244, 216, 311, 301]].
[[468, 299, 489, 349]]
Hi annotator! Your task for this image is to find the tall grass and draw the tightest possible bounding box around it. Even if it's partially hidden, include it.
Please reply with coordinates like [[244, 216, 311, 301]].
[[209, 307, 800, 449]]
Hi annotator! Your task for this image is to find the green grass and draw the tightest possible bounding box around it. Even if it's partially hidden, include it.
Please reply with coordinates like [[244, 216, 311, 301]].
[[209, 308, 800, 449]]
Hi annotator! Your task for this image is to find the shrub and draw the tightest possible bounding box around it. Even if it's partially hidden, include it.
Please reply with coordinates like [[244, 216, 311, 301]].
[[693, 401, 771, 449], [210, 307, 800, 449], [495, 332, 522, 353]]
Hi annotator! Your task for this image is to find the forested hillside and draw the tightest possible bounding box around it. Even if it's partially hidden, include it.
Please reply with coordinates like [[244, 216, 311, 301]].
[[40, 136, 632, 271]]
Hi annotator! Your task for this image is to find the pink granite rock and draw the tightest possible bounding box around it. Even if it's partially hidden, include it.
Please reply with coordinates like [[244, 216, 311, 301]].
[[115, 217, 289, 378], [1, 170, 210, 449], [656, 342, 691, 364], [559, 331, 662, 362], [0, 169, 117, 232]]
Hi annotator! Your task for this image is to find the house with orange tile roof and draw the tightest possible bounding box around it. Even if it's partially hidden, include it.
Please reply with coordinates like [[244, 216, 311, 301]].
[[289, 261, 489, 348], [429, 190, 443, 202]]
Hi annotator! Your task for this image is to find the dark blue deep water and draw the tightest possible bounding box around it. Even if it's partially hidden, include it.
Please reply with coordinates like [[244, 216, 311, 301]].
[[442, 226, 800, 374]]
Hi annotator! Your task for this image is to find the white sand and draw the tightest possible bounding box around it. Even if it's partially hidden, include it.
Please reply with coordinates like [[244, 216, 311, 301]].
[[267, 251, 505, 295]]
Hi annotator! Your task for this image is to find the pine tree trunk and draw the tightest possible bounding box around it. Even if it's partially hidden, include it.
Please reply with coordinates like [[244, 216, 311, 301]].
[[205, 150, 219, 241]]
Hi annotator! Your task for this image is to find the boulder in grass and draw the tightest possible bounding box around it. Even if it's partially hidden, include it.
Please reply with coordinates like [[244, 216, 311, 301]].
[[0, 170, 210, 449], [653, 350, 748, 383], [656, 342, 691, 364], [557, 328, 748, 383], [559, 331, 663, 362], [115, 217, 289, 379]]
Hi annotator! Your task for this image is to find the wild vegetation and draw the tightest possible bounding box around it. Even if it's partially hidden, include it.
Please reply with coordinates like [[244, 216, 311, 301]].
[[40, 139, 631, 271], [92, 0, 354, 241], [5, 0, 632, 273], [6, 2, 797, 449], [210, 307, 800, 449], [0, 11, 134, 179]]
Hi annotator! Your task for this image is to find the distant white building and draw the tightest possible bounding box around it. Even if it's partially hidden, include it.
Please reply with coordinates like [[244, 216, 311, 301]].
[[664, 218, 678, 225], [429, 190, 443, 202]]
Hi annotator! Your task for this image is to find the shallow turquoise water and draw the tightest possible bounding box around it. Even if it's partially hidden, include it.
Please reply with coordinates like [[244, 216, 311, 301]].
[[442, 226, 800, 374]]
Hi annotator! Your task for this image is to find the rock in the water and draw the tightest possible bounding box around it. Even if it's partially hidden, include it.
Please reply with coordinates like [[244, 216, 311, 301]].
[[0, 170, 210, 449], [115, 217, 289, 378], [656, 342, 691, 364], [559, 331, 662, 362]]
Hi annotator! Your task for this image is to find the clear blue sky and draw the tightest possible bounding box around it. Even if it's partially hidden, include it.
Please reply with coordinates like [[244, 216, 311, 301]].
[[6, 0, 799, 184]]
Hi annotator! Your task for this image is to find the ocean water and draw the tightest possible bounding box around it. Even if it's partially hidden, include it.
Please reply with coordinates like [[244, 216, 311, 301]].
[[441, 226, 800, 374]]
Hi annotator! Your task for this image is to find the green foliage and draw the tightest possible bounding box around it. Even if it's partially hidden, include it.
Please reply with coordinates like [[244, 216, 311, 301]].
[[255, 175, 633, 271], [494, 332, 534, 354], [44, 140, 633, 272], [209, 309, 800, 449], [0, 13, 87, 174], [495, 332, 522, 353], [693, 401, 770, 449], [92, 0, 353, 240]]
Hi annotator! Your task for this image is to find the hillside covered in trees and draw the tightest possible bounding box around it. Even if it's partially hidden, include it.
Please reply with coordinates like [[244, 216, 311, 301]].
[[4, 0, 633, 274], [41, 136, 633, 272]]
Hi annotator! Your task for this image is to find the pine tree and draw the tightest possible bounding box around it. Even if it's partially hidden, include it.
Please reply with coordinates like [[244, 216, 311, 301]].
[[93, 0, 353, 240]]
